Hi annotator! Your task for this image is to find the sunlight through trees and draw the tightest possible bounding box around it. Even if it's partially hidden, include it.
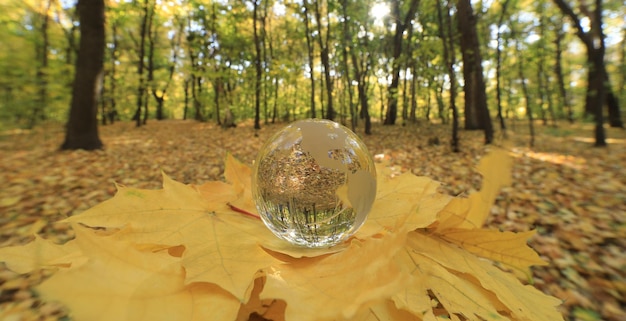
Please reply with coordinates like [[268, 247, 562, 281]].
[[0, 0, 624, 144]]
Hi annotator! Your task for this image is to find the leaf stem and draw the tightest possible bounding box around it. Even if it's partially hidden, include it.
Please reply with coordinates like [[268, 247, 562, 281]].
[[228, 203, 261, 220]]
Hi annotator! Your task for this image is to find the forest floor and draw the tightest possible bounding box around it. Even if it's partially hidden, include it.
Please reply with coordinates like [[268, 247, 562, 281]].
[[0, 119, 625, 321]]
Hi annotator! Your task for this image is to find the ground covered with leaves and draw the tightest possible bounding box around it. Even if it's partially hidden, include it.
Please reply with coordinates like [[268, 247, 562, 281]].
[[0, 120, 624, 321]]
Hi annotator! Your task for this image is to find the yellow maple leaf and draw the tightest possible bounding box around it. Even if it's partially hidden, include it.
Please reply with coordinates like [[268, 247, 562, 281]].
[[0, 235, 83, 273], [63, 173, 280, 300], [435, 149, 512, 231], [224, 153, 257, 215], [0, 151, 563, 321], [357, 164, 452, 237], [260, 231, 408, 321], [403, 232, 563, 321], [37, 224, 240, 321], [349, 299, 425, 321], [438, 229, 547, 275]]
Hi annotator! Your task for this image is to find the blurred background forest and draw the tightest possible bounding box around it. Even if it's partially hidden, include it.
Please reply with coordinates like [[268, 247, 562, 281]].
[[0, 0, 624, 143]]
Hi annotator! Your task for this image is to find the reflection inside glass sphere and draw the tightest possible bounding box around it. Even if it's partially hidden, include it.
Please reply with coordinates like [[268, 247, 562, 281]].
[[252, 119, 376, 248]]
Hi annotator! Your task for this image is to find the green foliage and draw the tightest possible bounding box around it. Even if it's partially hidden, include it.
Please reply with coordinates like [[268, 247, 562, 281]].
[[0, 0, 623, 131]]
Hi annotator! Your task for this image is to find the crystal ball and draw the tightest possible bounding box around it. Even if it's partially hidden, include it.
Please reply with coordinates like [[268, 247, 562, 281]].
[[252, 119, 377, 248]]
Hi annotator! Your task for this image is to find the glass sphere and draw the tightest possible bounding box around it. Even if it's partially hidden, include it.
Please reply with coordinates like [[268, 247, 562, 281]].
[[252, 119, 377, 248]]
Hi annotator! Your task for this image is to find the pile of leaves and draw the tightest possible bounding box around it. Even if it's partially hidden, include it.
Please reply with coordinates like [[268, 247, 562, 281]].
[[0, 120, 624, 320]]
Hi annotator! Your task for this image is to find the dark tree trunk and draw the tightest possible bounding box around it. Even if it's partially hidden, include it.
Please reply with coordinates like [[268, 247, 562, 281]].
[[62, 7, 79, 65], [552, 0, 620, 144], [384, 0, 420, 125], [101, 68, 107, 125], [213, 77, 222, 125], [193, 76, 203, 121], [537, 58, 548, 126], [401, 24, 415, 125], [347, 6, 373, 135], [272, 77, 278, 123], [351, 50, 372, 135], [260, 1, 270, 125], [515, 32, 535, 148], [252, 0, 262, 130], [108, 22, 119, 124], [133, 0, 150, 127], [152, 18, 182, 121], [554, 28, 573, 123], [409, 61, 418, 123], [302, 0, 316, 119], [588, 51, 607, 146], [30, 0, 53, 128], [61, 0, 105, 150], [605, 74, 623, 128], [436, 81, 446, 124], [457, 0, 493, 144], [183, 78, 189, 120], [144, 1, 156, 124], [314, 0, 335, 120], [437, 0, 459, 152], [340, 0, 356, 130], [495, 0, 511, 132]]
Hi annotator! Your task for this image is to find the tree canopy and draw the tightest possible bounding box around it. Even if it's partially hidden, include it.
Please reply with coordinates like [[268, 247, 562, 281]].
[[0, 0, 624, 143]]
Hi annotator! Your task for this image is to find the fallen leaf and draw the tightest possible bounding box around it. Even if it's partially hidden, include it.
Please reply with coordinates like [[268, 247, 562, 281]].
[[437, 229, 547, 276], [435, 149, 512, 231], [260, 231, 408, 321], [63, 173, 280, 300], [0, 235, 82, 273], [406, 232, 563, 321], [0, 150, 564, 321], [357, 164, 451, 237], [37, 225, 241, 321]]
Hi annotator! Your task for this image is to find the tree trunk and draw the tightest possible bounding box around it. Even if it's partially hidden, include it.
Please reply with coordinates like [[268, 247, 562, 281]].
[[153, 17, 182, 121], [252, 0, 262, 130], [340, 0, 356, 130], [107, 22, 119, 124], [61, 0, 104, 150], [183, 78, 189, 120], [409, 62, 418, 123], [261, 0, 269, 125], [402, 24, 415, 125], [384, 0, 420, 125], [605, 73, 623, 128], [515, 33, 535, 148], [552, 0, 618, 144], [30, 0, 53, 128], [437, 0, 459, 152], [554, 28, 573, 123], [457, 0, 493, 144], [194, 76, 204, 121], [495, 0, 511, 132], [617, 24, 626, 112], [133, 0, 150, 127], [351, 47, 372, 135], [589, 50, 607, 146], [436, 81, 446, 124], [62, 7, 79, 65], [144, 1, 156, 124], [314, 0, 335, 120], [302, 0, 316, 119]]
